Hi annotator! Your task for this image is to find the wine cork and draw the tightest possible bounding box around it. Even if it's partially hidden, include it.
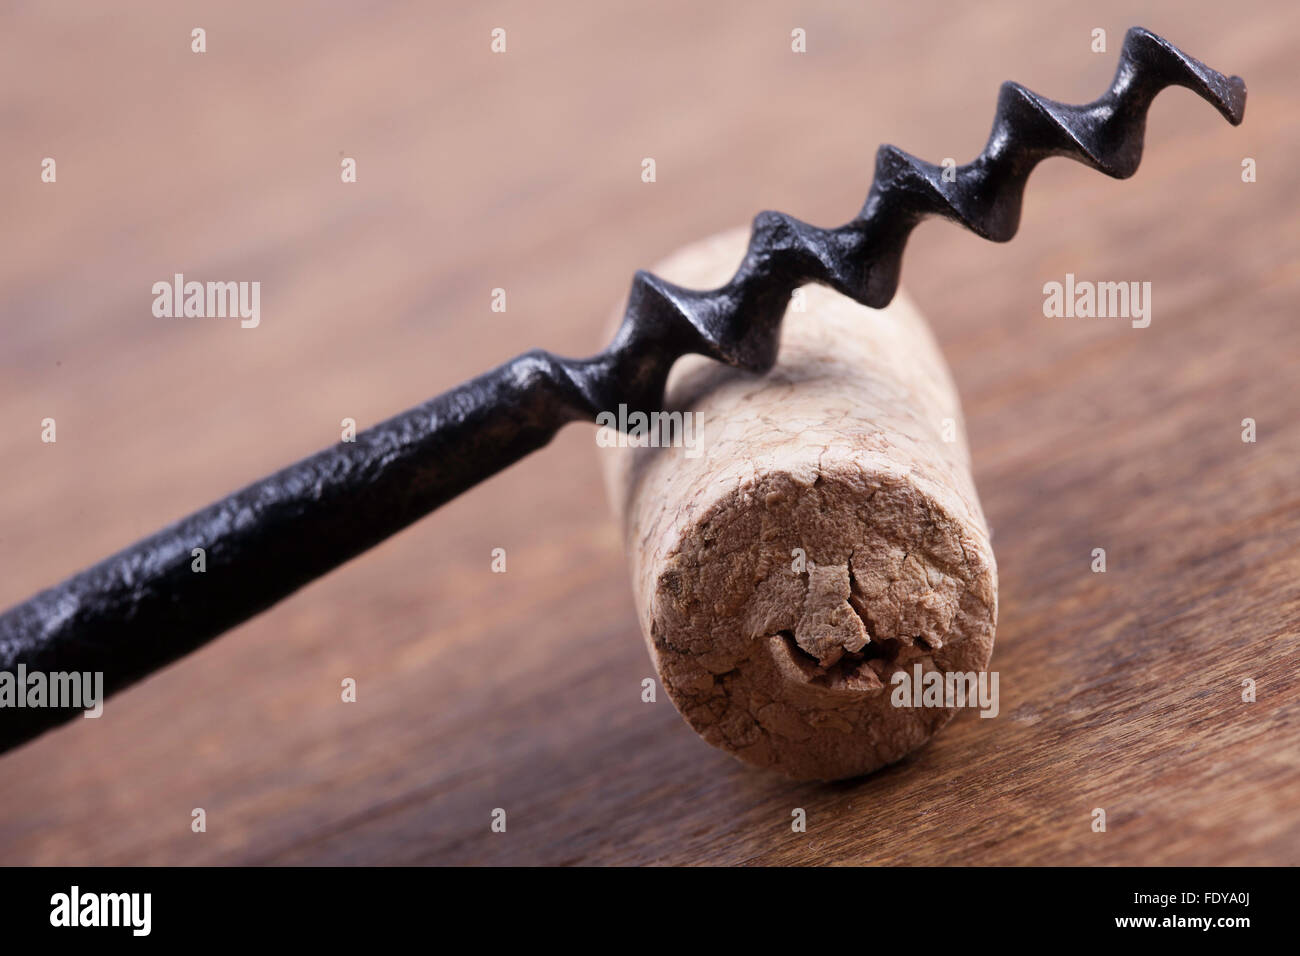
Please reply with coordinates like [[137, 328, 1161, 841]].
[[600, 228, 998, 781]]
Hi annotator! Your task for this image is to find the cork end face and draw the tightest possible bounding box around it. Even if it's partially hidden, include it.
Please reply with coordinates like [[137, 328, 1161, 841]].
[[648, 464, 997, 782]]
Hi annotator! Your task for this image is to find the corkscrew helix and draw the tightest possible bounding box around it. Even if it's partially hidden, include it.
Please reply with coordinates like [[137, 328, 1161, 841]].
[[0, 27, 1245, 752]]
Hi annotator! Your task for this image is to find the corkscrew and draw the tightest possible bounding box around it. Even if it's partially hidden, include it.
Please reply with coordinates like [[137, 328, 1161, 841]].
[[0, 27, 1245, 751]]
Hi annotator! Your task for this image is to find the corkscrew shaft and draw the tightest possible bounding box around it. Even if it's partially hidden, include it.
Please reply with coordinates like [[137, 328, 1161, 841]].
[[0, 354, 593, 750]]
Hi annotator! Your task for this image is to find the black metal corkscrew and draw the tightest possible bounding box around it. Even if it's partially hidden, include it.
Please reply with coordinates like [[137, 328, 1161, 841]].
[[0, 27, 1245, 752]]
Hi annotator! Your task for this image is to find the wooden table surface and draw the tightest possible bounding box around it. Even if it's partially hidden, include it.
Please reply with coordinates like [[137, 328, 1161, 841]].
[[1, 0, 1296, 866]]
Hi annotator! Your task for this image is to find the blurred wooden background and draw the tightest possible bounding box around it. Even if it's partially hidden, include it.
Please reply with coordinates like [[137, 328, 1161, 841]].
[[1, 0, 1296, 865]]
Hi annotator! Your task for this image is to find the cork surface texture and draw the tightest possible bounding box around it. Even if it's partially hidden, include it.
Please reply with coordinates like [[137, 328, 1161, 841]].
[[602, 230, 997, 781]]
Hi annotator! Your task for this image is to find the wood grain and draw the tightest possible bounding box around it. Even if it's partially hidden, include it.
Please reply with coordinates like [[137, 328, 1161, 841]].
[[0, 0, 1296, 865]]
